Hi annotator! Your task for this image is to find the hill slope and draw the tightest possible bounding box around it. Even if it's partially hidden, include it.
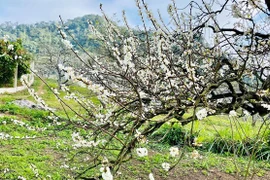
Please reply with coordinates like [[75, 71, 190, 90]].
[[0, 14, 104, 53]]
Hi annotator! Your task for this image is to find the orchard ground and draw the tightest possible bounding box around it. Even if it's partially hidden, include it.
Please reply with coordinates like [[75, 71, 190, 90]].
[[0, 78, 269, 179]]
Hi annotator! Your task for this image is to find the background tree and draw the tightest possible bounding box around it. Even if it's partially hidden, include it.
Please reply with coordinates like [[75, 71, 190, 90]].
[[34, 30, 80, 88], [0, 36, 31, 87], [0, 14, 106, 54]]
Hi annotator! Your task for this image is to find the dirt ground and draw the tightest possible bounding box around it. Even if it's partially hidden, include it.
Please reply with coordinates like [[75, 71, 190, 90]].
[[154, 169, 270, 180]]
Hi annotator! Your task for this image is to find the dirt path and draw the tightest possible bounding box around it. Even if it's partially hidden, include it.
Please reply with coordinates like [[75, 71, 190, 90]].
[[37, 82, 45, 95], [0, 113, 12, 117]]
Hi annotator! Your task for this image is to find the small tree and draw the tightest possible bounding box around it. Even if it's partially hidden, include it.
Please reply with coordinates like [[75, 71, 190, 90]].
[[36, 37, 77, 88], [0, 36, 31, 87]]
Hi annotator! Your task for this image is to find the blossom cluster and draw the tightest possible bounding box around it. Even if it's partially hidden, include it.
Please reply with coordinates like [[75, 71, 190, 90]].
[[0, 118, 46, 140], [71, 132, 102, 149]]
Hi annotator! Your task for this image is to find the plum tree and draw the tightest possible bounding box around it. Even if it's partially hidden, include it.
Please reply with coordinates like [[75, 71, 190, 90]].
[[23, 0, 270, 179]]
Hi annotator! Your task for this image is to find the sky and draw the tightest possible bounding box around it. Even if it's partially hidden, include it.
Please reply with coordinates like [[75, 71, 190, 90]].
[[0, 0, 191, 25]]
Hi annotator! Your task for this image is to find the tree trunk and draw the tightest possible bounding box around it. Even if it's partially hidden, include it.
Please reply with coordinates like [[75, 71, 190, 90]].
[[13, 63, 18, 88]]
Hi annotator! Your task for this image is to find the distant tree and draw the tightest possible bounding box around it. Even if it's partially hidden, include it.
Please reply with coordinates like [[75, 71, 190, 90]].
[[0, 36, 31, 87], [36, 36, 78, 88], [0, 15, 106, 55]]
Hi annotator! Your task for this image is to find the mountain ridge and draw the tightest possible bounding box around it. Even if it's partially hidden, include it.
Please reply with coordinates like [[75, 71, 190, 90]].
[[0, 14, 105, 53]]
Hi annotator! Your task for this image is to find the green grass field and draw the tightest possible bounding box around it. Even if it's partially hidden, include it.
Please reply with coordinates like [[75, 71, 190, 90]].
[[0, 77, 269, 179]]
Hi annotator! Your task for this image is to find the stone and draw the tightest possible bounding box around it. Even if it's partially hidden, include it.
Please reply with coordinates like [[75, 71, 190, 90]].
[[12, 99, 44, 110]]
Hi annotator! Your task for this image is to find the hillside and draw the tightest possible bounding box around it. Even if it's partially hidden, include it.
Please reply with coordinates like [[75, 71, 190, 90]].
[[0, 14, 104, 54]]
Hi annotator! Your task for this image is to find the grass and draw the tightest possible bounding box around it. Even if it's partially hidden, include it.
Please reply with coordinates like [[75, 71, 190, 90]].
[[183, 115, 267, 142], [182, 115, 270, 160], [0, 77, 269, 179], [0, 116, 69, 179]]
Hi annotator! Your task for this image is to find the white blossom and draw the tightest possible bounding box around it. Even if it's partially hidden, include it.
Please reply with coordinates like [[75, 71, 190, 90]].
[[100, 166, 113, 180], [262, 104, 270, 110], [59, 30, 67, 38], [71, 132, 100, 148], [192, 137, 202, 147], [229, 110, 237, 117], [3, 168, 9, 174], [3, 35, 9, 42], [149, 173, 155, 180], [243, 110, 250, 116], [30, 164, 39, 177], [169, 146, 179, 157], [0, 132, 13, 140], [62, 39, 73, 49], [136, 147, 148, 157], [196, 108, 208, 120], [18, 176, 26, 180], [53, 88, 60, 95], [191, 150, 202, 159], [11, 119, 25, 126], [60, 163, 69, 169], [102, 156, 109, 164], [161, 162, 170, 171], [58, 64, 64, 70], [8, 44, 14, 51]]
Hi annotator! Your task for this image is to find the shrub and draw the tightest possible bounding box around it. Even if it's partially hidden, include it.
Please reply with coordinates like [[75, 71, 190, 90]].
[[150, 123, 197, 146]]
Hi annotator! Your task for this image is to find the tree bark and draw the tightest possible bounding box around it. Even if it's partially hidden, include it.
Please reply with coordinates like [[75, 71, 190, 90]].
[[13, 63, 18, 88]]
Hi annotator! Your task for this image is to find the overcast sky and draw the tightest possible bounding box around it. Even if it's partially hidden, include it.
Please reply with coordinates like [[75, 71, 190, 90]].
[[0, 0, 192, 25]]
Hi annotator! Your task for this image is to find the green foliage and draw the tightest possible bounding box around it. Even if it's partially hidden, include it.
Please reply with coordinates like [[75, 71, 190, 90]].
[[150, 123, 188, 146], [0, 102, 48, 119]]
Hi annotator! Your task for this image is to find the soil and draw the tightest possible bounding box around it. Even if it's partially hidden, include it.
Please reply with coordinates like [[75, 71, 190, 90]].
[[153, 169, 270, 180], [119, 158, 270, 180]]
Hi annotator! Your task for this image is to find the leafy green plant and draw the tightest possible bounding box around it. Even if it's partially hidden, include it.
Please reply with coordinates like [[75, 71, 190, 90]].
[[0, 103, 48, 119], [150, 123, 196, 146]]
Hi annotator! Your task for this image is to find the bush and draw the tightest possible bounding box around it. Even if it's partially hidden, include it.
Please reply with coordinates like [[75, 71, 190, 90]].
[[150, 123, 195, 146]]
